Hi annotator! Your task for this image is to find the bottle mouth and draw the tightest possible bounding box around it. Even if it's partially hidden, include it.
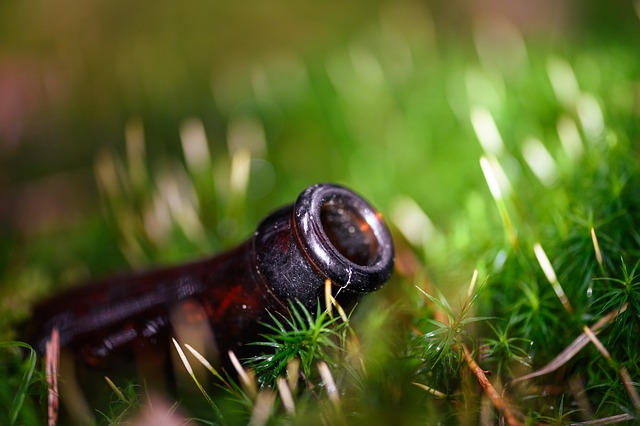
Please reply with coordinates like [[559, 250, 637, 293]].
[[294, 184, 395, 293]]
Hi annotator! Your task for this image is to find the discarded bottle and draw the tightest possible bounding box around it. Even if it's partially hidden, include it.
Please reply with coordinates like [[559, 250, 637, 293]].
[[26, 183, 395, 371]]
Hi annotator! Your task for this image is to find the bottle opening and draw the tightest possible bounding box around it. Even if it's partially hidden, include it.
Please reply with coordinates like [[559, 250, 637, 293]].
[[293, 183, 395, 294], [320, 199, 379, 266]]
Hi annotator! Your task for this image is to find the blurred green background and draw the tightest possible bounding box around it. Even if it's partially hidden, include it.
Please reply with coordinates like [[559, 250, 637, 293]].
[[0, 0, 638, 325]]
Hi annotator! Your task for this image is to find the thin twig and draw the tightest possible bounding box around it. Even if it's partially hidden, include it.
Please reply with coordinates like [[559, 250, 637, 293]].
[[460, 343, 523, 426]]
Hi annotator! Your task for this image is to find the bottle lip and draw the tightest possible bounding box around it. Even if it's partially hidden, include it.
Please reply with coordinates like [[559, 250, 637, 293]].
[[293, 183, 395, 294]]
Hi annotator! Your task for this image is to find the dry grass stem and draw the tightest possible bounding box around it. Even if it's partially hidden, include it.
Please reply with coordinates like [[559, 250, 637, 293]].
[[104, 376, 127, 404], [172, 339, 194, 376], [45, 328, 60, 426], [412, 382, 447, 398], [228, 351, 257, 398], [287, 357, 300, 393], [618, 367, 640, 411], [248, 390, 276, 426], [534, 243, 574, 313], [579, 328, 640, 409], [590, 227, 603, 266], [467, 269, 479, 301], [569, 413, 635, 425], [184, 344, 235, 393], [324, 278, 333, 317], [276, 377, 296, 415], [511, 304, 628, 384], [480, 156, 518, 246], [568, 375, 594, 420], [317, 361, 339, 406]]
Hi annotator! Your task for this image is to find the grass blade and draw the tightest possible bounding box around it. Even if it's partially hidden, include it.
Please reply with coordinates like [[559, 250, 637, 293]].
[[0, 341, 38, 426]]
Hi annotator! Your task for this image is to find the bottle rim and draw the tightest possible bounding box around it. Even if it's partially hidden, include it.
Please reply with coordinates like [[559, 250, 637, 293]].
[[293, 183, 395, 294]]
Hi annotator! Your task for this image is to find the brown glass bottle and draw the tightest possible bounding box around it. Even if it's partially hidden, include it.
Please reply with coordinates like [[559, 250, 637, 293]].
[[26, 183, 395, 370]]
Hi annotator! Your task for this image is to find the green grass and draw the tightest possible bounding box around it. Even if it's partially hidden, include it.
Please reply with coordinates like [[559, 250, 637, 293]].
[[1, 3, 640, 425]]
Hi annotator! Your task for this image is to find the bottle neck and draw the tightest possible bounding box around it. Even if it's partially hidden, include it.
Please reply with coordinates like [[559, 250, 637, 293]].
[[254, 184, 395, 309]]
